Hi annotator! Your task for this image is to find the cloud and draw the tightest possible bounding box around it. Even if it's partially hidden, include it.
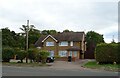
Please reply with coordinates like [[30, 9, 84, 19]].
[[0, 0, 118, 43]]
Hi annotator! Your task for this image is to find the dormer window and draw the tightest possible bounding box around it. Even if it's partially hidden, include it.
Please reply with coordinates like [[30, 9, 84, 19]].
[[46, 42, 54, 46]]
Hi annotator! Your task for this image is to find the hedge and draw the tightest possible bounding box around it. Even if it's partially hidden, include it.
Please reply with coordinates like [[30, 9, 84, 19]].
[[2, 47, 14, 62], [38, 50, 50, 64], [16, 50, 27, 63], [95, 43, 120, 64], [28, 48, 39, 63]]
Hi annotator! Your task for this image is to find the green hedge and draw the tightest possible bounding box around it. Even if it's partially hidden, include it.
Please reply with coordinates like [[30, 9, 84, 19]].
[[95, 43, 119, 63], [28, 48, 39, 62], [16, 50, 27, 63], [2, 47, 14, 62]]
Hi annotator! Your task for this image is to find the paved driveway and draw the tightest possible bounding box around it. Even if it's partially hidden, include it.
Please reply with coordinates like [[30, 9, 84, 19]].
[[2, 60, 119, 76], [49, 61, 84, 70]]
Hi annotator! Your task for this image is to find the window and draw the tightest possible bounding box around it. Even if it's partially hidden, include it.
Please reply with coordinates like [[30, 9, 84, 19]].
[[70, 41, 73, 46], [46, 42, 54, 46], [69, 51, 72, 56], [73, 51, 77, 57], [59, 51, 67, 57], [59, 41, 68, 46], [48, 50, 54, 57]]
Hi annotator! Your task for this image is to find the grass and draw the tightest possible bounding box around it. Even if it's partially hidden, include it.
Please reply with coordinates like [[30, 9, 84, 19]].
[[82, 61, 120, 72], [2, 62, 52, 67]]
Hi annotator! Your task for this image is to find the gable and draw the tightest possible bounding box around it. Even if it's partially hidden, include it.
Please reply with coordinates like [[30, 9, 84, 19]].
[[42, 35, 58, 42]]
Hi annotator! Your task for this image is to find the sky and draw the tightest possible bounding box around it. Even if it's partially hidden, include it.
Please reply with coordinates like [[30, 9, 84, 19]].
[[0, 0, 119, 43]]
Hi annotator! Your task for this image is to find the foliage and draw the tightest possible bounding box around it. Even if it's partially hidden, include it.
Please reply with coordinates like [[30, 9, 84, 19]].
[[28, 29, 41, 48], [16, 50, 27, 63], [85, 31, 105, 59], [86, 31, 105, 46], [2, 28, 25, 49], [2, 47, 14, 62], [41, 30, 57, 35], [95, 43, 119, 63], [28, 48, 39, 62], [63, 29, 73, 32], [38, 50, 50, 64]]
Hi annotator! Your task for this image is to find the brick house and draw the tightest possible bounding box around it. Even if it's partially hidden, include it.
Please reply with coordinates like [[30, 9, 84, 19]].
[[35, 32, 86, 61]]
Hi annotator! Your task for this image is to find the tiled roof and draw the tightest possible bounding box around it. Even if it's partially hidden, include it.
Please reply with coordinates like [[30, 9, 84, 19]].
[[35, 32, 84, 47]]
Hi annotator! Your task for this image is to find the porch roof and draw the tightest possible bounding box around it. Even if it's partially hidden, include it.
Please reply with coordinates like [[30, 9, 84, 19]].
[[66, 46, 81, 51]]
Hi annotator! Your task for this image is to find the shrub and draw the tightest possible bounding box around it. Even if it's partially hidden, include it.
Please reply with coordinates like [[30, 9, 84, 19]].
[[16, 50, 27, 63], [95, 43, 119, 64], [28, 48, 39, 63], [2, 47, 14, 62], [38, 50, 49, 64]]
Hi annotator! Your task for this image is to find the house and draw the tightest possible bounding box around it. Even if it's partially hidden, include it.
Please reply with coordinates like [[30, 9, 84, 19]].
[[35, 32, 86, 61]]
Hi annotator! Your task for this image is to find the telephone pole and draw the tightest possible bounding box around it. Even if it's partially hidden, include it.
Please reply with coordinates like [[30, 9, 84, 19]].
[[22, 20, 31, 63]]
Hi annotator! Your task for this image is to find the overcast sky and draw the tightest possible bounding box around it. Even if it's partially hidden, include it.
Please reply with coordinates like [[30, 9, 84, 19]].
[[0, 0, 119, 43]]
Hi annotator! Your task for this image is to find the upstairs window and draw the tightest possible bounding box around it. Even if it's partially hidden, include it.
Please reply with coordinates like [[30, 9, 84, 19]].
[[46, 42, 54, 46], [59, 41, 68, 46]]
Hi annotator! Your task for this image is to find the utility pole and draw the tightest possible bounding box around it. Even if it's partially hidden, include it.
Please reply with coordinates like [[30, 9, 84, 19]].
[[22, 20, 31, 63], [26, 20, 29, 63]]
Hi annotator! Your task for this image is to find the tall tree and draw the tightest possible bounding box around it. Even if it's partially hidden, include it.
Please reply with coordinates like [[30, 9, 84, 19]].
[[2, 28, 25, 49], [85, 31, 105, 59]]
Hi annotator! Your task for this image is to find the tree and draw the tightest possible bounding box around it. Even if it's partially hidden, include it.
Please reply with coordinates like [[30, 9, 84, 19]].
[[2, 47, 14, 62], [2, 28, 25, 48], [16, 50, 27, 63], [86, 31, 104, 46], [85, 31, 105, 59], [28, 29, 41, 48], [63, 29, 73, 32], [41, 30, 57, 35], [28, 48, 39, 63], [2, 28, 16, 47], [38, 50, 49, 64]]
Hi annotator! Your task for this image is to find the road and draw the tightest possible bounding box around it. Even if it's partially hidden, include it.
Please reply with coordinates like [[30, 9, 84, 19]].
[[2, 66, 118, 76]]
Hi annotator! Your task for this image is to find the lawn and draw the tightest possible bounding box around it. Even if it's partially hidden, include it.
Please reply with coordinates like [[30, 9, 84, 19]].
[[82, 61, 120, 72]]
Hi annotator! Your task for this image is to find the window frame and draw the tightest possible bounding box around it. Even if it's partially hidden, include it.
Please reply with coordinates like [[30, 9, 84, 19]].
[[59, 41, 68, 46], [46, 41, 54, 46], [59, 50, 67, 57]]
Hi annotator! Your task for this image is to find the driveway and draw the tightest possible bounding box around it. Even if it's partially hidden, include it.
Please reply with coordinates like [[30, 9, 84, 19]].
[[49, 61, 84, 70], [2, 60, 119, 76]]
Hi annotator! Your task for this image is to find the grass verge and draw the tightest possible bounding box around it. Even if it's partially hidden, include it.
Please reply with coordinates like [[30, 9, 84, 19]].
[[82, 61, 120, 72], [2, 62, 52, 67]]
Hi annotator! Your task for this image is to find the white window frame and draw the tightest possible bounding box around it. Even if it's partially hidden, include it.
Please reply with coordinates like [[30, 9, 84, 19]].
[[59, 41, 68, 46], [69, 51, 72, 56], [48, 50, 54, 57], [46, 42, 54, 46], [73, 51, 77, 57], [59, 51, 67, 57]]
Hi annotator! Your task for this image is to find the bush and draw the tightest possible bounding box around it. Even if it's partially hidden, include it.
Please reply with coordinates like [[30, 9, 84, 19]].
[[28, 48, 39, 63], [95, 43, 119, 64], [2, 47, 14, 62], [38, 50, 50, 64], [16, 50, 27, 63]]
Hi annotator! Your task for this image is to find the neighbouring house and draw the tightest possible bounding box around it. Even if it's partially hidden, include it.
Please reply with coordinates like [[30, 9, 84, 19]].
[[35, 32, 86, 61]]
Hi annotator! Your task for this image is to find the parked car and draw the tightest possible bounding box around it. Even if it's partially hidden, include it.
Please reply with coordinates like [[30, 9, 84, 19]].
[[46, 57, 54, 63]]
